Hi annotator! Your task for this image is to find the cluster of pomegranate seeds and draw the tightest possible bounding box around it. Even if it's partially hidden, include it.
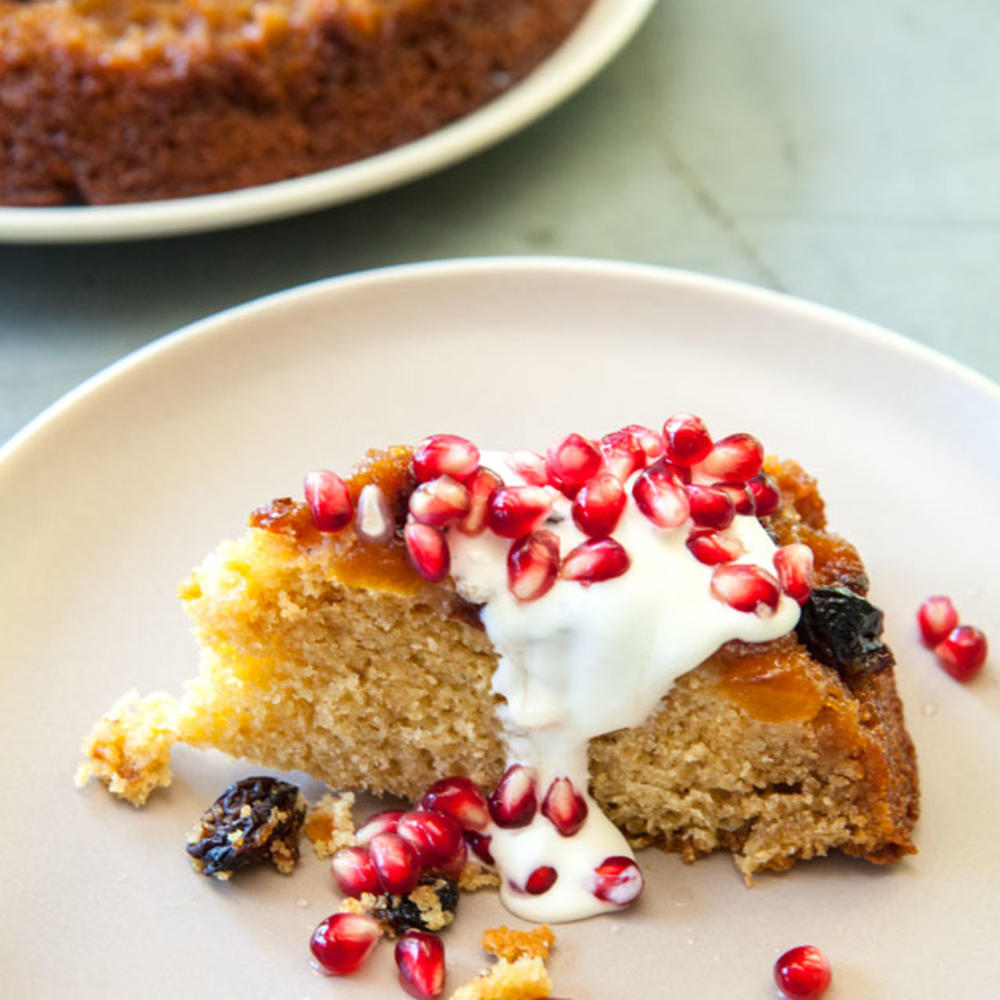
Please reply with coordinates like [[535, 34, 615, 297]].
[[917, 595, 989, 681], [773, 945, 832, 999]]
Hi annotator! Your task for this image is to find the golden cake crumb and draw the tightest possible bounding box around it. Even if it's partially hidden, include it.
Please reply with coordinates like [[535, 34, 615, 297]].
[[449, 957, 553, 1000], [304, 792, 357, 857], [481, 925, 555, 962], [458, 862, 502, 892]]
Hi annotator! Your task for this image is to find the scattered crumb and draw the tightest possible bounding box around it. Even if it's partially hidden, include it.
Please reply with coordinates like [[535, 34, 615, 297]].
[[458, 861, 501, 892], [304, 792, 357, 856], [448, 956, 552, 1000], [481, 925, 554, 962]]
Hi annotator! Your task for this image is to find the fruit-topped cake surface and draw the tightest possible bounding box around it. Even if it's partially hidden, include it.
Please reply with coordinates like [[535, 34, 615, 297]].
[[77, 414, 919, 924]]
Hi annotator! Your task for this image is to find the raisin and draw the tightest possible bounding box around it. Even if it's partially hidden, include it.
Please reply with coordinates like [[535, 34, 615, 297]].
[[371, 875, 459, 935], [796, 586, 893, 676], [186, 776, 307, 880]]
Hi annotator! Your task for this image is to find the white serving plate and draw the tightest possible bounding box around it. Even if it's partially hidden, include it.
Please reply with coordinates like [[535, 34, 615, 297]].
[[2, 258, 998, 997], [0, 0, 657, 244]]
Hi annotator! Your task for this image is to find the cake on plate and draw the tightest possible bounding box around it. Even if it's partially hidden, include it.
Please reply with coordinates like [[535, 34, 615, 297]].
[[77, 416, 918, 921], [0, 0, 592, 205]]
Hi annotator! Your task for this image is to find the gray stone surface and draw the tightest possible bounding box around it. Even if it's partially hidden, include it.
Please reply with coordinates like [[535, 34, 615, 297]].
[[2, 0, 998, 444]]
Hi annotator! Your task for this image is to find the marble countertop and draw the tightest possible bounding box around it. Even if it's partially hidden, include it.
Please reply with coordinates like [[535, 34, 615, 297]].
[[2, 0, 998, 445]]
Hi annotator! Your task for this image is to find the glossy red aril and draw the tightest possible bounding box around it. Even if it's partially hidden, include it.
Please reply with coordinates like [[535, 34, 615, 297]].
[[456, 466, 502, 536], [773, 945, 832, 999], [662, 412, 713, 467], [917, 595, 959, 648], [560, 538, 630, 584], [434, 838, 468, 880], [935, 625, 988, 682], [395, 930, 446, 999], [632, 461, 691, 529], [773, 544, 814, 604], [355, 483, 394, 544], [716, 481, 756, 515], [541, 777, 588, 836], [747, 472, 781, 517], [408, 476, 470, 526], [507, 450, 550, 486], [304, 470, 354, 532], [571, 473, 626, 537], [405, 520, 450, 583], [524, 866, 558, 895], [355, 809, 404, 845], [368, 832, 423, 895], [508, 530, 560, 602], [686, 529, 744, 565], [589, 856, 644, 906], [419, 776, 491, 833], [699, 432, 764, 483], [464, 830, 495, 866], [310, 912, 382, 976], [487, 485, 552, 538], [685, 484, 735, 530], [396, 811, 464, 868], [599, 429, 647, 481], [710, 563, 781, 615], [488, 764, 538, 828], [621, 424, 665, 462], [330, 846, 381, 898], [413, 434, 479, 483], [545, 433, 602, 496]]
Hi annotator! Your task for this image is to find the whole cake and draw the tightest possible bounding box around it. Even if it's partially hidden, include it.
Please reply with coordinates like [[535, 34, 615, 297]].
[[78, 416, 919, 921], [0, 0, 592, 206]]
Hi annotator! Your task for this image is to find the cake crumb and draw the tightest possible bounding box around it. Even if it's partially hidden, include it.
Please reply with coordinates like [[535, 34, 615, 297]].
[[448, 957, 552, 1000], [458, 861, 501, 892], [481, 925, 554, 962], [304, 792, 357, 856]]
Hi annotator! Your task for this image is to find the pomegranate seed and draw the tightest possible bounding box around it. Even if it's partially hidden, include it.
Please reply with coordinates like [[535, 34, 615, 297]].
[[773, 945, 832, 1000], [408, 476, 470, 526], [355, 483, 394, 544], [413, 434, 479, 483], [541, 777, 588, 836], [524, 865, 558, 895], [599, 429, 647, 481], [917, 595, 959, 648], [935, 625, 989, 682], [395, 930, 446, 999], [686, 529, 744, 565], [774, 544, 815, 605], [310, 912, 382, 976], [396, 810, 464, 867], [710, 563, 781, 615], [304, 470, 354, 532], [456, 466, 502, 536], [506, 450, 550, 486], [433, 838, 468, 880], [621, 423, 665, 462], [464, 830, 495, 866], [330, 846, 381, 898], [405, 520, 450, 582], [419, 776, 490, 833], [560, 538, 630, 584], [508, 530, 560, 602], [589, 856, 644, 906], [355, 809, 404, 845], [632, 461, 691, 528], [662, 412, 712, 467], [545, 433, 602, 496], [486, 485, 552, 538], [748, 472, 781, 516], [368, 832, 423, 895], [572, 473, 626, 537], [699, 432, 764, 483], [716, 481, 756, 515], [685, 484, 735, 530], [488, 764, 538, 828]]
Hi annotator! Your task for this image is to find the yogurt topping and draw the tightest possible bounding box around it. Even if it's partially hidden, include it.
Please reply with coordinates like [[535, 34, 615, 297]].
[[447, 451, 802, 922]]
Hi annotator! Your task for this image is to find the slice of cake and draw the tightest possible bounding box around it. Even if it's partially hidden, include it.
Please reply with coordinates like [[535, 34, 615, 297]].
[[77, 416, 918, 920]]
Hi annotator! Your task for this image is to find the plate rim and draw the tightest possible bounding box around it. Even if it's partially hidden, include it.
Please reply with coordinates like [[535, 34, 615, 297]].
[[0, 0, 659, 245], [3, 256, 997, 471]]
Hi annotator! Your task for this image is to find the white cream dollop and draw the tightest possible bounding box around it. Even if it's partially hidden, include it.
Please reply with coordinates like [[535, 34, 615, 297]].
[[446, 451, 800, 922]]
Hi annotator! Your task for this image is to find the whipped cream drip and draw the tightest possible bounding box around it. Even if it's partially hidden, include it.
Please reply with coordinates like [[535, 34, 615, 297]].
[[447, 451, 801, 922]]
